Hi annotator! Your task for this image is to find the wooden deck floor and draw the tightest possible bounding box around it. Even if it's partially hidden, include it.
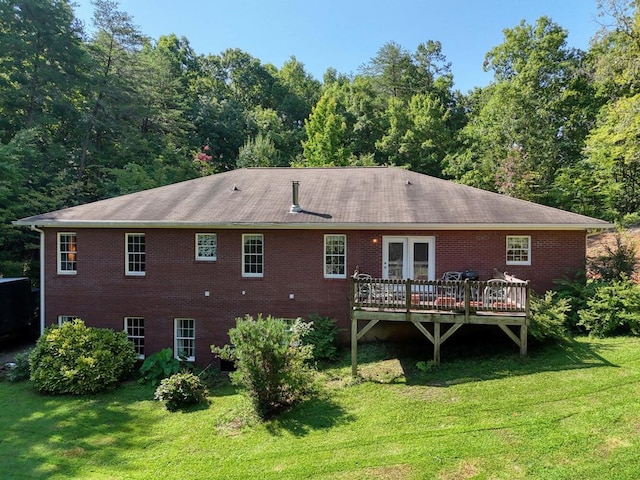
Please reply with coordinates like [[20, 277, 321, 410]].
[[350, 278, 531, 376]]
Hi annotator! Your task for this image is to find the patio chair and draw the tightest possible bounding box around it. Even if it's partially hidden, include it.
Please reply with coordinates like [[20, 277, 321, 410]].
[[483, 279, 509, 309], [438, 271, 463, 301], [353, 273, 375, 304]]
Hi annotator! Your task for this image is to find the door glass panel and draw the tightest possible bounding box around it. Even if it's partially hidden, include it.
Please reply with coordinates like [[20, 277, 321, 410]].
[[413, 242, 429, 280], [388, 242, 404, 279]]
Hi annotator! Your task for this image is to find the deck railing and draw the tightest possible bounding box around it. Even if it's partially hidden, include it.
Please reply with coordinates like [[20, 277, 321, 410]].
[[351, 277, 530, 315]]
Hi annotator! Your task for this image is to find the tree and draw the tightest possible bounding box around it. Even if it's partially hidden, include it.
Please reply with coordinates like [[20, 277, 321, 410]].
[[299, 91, 349, 166], [582, 94, 640, 216], [571, 1, 640, 219], [447, 17, 598, 206], [0, 0, 88, 137], [78, 0, 145, 183], [237, 133, 280, 168], [377, 93, 451, 175]]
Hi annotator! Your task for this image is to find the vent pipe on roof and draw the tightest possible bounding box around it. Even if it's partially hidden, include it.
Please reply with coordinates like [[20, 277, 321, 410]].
[[290, 181, 302, 213]]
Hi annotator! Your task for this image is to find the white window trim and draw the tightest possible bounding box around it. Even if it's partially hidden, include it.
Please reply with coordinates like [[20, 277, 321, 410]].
[[195, 233, 217, 261], [124, 317, 145, 360], [57, 232, 77, 275], [506, 235, 532, 266], [125, 233, 146, 276], [174, 318, 195, 362], [324, 234, 347, 279], [242, 233, 264, 278]]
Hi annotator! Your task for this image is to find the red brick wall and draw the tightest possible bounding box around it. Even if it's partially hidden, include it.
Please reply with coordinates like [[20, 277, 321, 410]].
[[43, 228, 586, 365]]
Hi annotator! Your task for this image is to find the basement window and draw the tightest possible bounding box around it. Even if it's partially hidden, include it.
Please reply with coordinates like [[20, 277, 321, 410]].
[[174, 318, 195, 362], [125, 317, 145, 359], [506, 235, 531, 266], [57, 315, 77, 326]]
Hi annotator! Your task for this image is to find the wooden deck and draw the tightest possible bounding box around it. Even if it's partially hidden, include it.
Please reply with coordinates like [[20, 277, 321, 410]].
[[350, 277, 531, 376]]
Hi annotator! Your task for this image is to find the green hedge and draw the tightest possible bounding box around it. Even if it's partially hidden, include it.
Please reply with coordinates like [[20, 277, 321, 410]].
[[29, 319, 138, 394]]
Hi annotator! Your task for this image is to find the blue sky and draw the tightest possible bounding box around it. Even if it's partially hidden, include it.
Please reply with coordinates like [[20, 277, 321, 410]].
[[72, 0, 603, 93]]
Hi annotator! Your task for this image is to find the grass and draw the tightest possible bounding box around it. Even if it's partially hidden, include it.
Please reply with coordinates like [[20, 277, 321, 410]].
[[2, 336, 640, 479]]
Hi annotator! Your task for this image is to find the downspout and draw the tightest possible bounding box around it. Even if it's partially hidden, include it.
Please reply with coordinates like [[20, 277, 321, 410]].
[[30, 225, 45, 336]]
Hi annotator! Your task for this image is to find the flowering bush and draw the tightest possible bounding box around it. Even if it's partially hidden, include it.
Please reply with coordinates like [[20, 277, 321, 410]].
[[154, 372, 209, 411]]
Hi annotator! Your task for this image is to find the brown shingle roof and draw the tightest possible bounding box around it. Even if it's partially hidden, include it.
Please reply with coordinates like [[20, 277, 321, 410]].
[[15, 167, 612, 229]]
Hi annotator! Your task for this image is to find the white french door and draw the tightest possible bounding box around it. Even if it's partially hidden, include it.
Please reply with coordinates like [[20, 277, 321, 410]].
[[382, 236, 435, 280]]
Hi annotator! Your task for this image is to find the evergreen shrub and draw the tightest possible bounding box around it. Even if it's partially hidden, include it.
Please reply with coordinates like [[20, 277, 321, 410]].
[[529, 291, 570, 341], [303, 314, 339, 362], [578, 278, 640, 337]]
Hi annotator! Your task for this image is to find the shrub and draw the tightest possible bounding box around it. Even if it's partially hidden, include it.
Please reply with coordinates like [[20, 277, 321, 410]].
[[303, 314, 339, 362], [29, 319, 138, 395], [529, 291, 570, 342], [138, 348, 183, 386], [577, 278, 640, 337], [212, 314, 316, 419], [554, 270, 598, 331], [154, 372, 209, 411], [6, 349, 32, 382]]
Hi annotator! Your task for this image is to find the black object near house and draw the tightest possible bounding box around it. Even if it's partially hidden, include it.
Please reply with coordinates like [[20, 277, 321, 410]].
[[0, 278, 37, 338]]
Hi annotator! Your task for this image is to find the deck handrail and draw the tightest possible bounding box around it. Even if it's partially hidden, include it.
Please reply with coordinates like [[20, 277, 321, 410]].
[[351, 277, 530, 315]]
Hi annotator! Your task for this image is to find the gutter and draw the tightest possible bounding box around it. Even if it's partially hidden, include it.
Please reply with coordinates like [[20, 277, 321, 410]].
[[30, 225, 45, 336]]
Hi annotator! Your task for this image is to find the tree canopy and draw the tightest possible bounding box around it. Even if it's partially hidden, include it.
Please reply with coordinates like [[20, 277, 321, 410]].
[[1, 0, 639, 278]]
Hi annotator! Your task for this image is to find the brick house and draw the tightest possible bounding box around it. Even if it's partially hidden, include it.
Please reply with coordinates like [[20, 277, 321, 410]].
[[15, 167, 611, 365]]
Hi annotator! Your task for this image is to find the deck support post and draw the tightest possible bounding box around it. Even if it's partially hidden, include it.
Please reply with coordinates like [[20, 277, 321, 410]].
[[433, 322, 441, 364], [351, 314, 358, 377], [521, 280, 530, 356], [520, 324, 527, 356]]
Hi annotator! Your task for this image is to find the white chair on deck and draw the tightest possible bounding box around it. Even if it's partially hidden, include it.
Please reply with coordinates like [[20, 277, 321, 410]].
[[483, 279, 509, 309], [439, 271, 463, 301], [353, 272, 374, 304]]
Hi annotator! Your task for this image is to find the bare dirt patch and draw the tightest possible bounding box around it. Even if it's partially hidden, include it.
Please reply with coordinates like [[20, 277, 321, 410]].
[[586, 226, 640, 282]]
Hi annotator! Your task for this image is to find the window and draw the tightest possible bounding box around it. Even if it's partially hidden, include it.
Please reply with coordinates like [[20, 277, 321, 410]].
[[242, 234, 263, 277], [125, 317, 145, 359], [58, 315, 76, 325], [196, 233, 217, 261], [506, 235, 531, 265], [57, 232, 77, 274], [174, 318, 195, 361], [126, 233, 145, 276], [324, 234, 346, 278]]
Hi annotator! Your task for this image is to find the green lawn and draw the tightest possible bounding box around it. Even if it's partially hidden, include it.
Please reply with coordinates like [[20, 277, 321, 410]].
[[2, 336, 640, 479]]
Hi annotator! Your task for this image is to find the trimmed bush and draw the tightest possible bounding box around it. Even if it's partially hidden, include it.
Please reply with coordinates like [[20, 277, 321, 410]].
[[303, 314, 339, 362], [212, 314, 316, 419], [29, 319, 138, 395], [154, 372, 209, 411]]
